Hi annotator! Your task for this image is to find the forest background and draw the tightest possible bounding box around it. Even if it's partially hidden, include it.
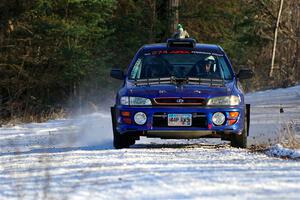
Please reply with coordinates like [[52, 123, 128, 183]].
[[0, 0, 299, 122]]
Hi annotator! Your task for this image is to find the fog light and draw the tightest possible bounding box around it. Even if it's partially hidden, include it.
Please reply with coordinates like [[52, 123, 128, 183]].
[[134, 112, 147, 125], [212, 112, 225, 126]]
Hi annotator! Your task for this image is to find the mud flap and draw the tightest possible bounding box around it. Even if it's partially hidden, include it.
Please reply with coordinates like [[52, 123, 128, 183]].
[[110, 106, 116, 131], [246, 104, 250, 136]]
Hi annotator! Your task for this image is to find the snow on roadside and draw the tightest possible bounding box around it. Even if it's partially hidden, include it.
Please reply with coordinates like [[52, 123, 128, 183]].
[[0, 112, 113, 154], [245, 84, 300, 159], [245, 84, 300, 148], [266, 144, 300, 159]]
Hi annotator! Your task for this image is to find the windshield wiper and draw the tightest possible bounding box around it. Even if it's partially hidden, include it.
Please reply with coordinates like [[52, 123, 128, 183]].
[[187, 77, 225, 87], [133, 76, 225, 87], [133, 76, 188, 86], [133, 77, 173, 86]]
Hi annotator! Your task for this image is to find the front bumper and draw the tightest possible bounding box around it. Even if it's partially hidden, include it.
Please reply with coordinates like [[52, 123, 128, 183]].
[[113, 105, 245, 138]]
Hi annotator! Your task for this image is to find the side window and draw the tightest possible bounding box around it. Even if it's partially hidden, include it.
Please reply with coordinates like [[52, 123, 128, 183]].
[[130, 58, 142, 79], [218, 57, 232, 80]]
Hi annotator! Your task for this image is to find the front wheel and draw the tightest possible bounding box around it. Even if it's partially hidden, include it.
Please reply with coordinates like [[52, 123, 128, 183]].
[[230, 128, 247, 148], [230, 107, 249, 148], [111, 107, 135, 149], [113, 130, 135, 149]]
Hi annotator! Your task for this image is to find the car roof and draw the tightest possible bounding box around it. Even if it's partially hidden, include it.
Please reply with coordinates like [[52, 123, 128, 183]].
[[141, 43, 224, 55]]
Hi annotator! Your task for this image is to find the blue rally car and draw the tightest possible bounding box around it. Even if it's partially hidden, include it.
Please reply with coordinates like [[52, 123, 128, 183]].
[[110, 38, 254, 149]]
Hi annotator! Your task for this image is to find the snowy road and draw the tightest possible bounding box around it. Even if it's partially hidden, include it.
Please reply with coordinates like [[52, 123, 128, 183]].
[[1, 85, 300, 199]]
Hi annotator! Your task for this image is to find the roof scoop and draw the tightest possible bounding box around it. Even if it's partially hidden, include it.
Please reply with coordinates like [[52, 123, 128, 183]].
[[167, 38, 197, 48]]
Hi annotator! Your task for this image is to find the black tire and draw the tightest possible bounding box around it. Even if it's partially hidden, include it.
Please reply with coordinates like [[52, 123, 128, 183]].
[[221, 134, 231, 141], [230, 111, 248, 148], [230, 129, 247, 148], [111, 107, 135, 149], [113, 130, 135, 149]]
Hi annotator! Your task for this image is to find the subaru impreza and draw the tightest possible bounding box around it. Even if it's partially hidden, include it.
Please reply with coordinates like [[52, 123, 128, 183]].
[[110, 38, 253, 149]]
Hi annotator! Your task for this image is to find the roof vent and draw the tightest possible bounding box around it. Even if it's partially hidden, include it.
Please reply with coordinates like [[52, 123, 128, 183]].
[[167, 38, 196, 48]]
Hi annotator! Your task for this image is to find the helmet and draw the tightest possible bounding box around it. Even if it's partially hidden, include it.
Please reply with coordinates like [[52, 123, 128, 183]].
[[204, 56, 216, 72], [204, 55, 215, 64]]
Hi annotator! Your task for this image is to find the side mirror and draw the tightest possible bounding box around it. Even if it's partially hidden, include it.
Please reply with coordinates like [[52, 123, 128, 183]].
[[237, 69, 254, 80], [110, 69, 124, 80]]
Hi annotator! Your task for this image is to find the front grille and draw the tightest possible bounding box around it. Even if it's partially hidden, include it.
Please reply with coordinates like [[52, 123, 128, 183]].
[[152, 112, 207, 128], [154, 97, 205, 106]]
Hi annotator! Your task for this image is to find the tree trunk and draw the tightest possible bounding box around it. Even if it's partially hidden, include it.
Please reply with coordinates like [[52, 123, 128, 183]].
[[269, 0, 284, 77], [295, 1, 300, 82], [168, 0, 179, 35], [148, 0, 156, 43]]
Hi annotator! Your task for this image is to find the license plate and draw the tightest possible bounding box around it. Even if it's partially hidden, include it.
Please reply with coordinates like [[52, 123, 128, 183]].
[[168, 114, 192, 126]]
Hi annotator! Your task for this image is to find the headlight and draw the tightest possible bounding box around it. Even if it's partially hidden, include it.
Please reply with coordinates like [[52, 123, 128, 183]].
[[207, 96, 240, 106], [120, 96, 152, 106]]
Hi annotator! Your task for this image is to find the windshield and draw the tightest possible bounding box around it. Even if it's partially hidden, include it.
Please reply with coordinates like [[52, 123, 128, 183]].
[[129, 51, 233, 80]]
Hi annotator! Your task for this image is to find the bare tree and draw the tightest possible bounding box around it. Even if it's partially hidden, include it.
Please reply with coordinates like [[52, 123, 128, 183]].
[[270, 0, 284, 77]]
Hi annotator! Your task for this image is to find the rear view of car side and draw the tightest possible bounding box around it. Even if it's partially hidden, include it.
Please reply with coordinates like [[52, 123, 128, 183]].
[[110, 39, 253, 149]]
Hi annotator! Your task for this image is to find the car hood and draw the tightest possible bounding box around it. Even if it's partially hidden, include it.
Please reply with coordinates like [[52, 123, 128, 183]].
[[125, 81, 234, 99]]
